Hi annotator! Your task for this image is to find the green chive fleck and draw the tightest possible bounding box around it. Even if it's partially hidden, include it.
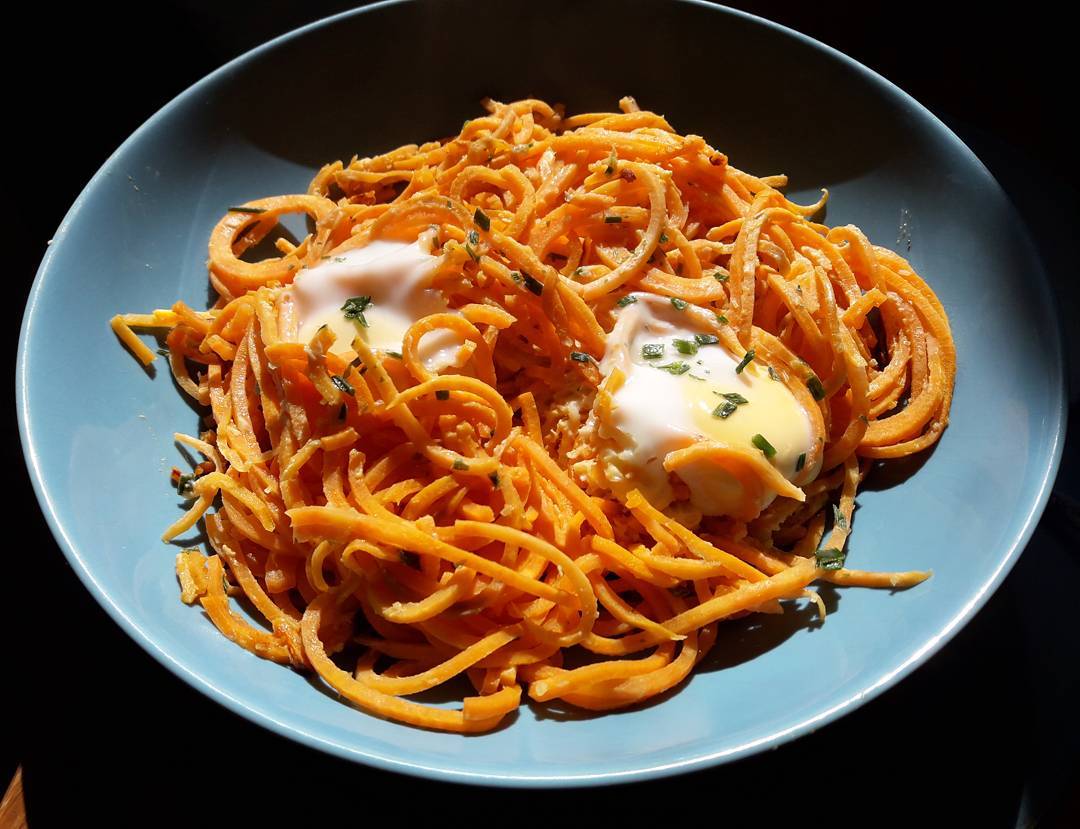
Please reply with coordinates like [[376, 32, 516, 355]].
[[713, 269, 729, 282], [735, 348, 755, 374], [795, 453, 806, 472], [523, 273, 544, 296], [806, 375, 827, 400], [473, 208, 490, 232], [751, 433, 776, 458], [815, 548, 846, 571], [673, 338, 698, 356], [832, 504, 848, 530], [569, 351, 593, 363], [715, 313, 729, 325], [656, 361, 690, 375], [659, 232, 669, 244], [452, 460, 469, 471], [605, 147, 617, 175], [227, 206, 267, 214], [341, 296, 373, 328], [435, 389, 450, 400], [604, 214, 622, 224], [331, 375, 355, 396], [718, 392, 749, 404], [712, 401, 738, 419], [694, 333, 719, 346], [489, 472, 500, 488], [670, 297, 688, 311], [641, 343, 665, 360], [768, 366, 781, 381], [616, 295, 638, 308]]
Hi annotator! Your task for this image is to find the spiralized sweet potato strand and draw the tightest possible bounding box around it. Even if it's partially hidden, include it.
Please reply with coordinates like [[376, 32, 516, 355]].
[[115, 96, 951, 732]]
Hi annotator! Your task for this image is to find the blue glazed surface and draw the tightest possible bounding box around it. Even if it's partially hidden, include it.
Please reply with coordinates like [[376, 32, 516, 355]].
[[16, 0, 1065, 786]]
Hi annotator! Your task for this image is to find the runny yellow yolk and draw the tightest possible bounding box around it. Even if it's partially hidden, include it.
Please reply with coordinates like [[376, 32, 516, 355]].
[[596, 293, 817, 518]]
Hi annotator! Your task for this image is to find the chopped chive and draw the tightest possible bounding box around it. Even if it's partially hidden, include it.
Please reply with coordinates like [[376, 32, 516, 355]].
[[569, 351, 593, 363], [604, 214, 622, 224], [604, 147, 617, 175], [656, 361, 690, 375], [435, 389, 450, 400], [815, 548, 846, 571], [452, 459, 469, 471], [489, 472, 500, 488], [337, 403, 348, 420], [522, 272, 544, 296], [156, 347, 170, 357], [341, 296, 373, 328], [641, 343, 665, 359], [694, 333, 719, 346], [688, 373, 706, 381], [227, 206, 267, 214], [712, 400, 738, 419], [659, 232, 669, 244], [509, 270, 523, 284], [331, 375, 355, 396], [718, 392, 749, 404], [832, 504, 848, 530], [715, 312, 729, 325], [399, 550, 420, 568], [796, 453, 806, 472], [616, 295, 638, 307], [385, 351, 402, 360], [574, 266, 587, 277], [768, 366, 781, 381], [859, 414, 870, 424], [735, 348, 755, 374], [713, 269, 729, 282], [673, 338, 698, 356], [473, 208, 490, 232], [806, 375, 827, 400], [176, 472, 198, 498], [751, 433, 776, 458], [670, 297, 688, 311]]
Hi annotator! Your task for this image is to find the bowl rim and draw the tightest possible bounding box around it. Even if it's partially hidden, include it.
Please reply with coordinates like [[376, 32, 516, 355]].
[[16, 0, 1068, 787]]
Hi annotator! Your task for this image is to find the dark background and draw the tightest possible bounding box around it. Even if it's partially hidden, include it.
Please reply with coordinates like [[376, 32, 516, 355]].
[[8, 2, 1079, 826]]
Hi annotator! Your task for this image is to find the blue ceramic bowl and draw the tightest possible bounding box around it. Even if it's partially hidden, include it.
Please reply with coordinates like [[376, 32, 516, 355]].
[[17, 0, 1066, 785]]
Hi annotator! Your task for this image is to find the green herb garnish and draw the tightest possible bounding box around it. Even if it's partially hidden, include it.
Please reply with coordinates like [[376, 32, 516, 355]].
[[656, 361, 690, 375], [337, 404, 348, 420], [751, 433, 776, 458], [795, 453, 806, 472], [509, 270, 523, 284], [522, 272, 544, 296], [227, 206, 266, 214], [718, 392, 749, 404], [735, 348, 755, 374], [569, 351, 593, 363], [712, 401, 738, 419], [176, 473, 198, 498], [616, 295, 638, 308], [694, 333, 719, 346], [768, 366, 781, 381], [670, 297, 688, 311], [832, 504, 848, 530], [604, 214, 622, 224], [473, 208, 490, 232], [452, 459, 469, 471], [641, 343, 665, 359], [673, 338, 698, 356], [331, 375, 355, 396], [435, 389, 450, 400], [341, 296, 373, 328], [659, 232, 669, 244], [815, 548, 846, 571], [715, 312, 729, 325], [713, 269, 729, 282], [385, 351, 402, 360], [806, 375, 827, 401], [604, 147, 617, 175]]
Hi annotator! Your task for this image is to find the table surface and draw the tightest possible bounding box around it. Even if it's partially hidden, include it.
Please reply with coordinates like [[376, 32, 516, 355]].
[[8, 3, 1079, 826]]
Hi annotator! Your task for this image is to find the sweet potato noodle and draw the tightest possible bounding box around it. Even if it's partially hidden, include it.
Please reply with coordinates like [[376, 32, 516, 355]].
[[113, 96, 954, 732]]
